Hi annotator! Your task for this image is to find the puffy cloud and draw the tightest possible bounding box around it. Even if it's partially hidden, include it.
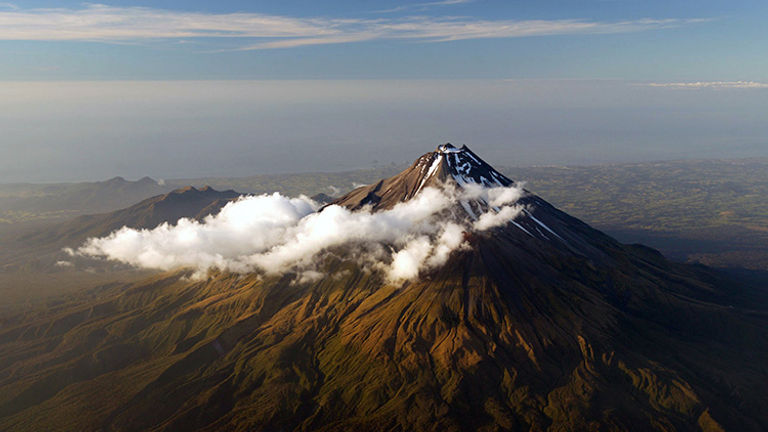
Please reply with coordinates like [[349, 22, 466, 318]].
[[426, 222, 467, 268], [462, 182, 525, 207], [389, 236, 434, 281], [473, 205, 524, 231], [78, 192, 318, 274], [77, 184, 526, 282]]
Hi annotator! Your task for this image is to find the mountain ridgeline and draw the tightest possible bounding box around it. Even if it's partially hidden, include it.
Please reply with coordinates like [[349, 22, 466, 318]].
[[1, 145, 767, 431], [22, 185, 242, 246]]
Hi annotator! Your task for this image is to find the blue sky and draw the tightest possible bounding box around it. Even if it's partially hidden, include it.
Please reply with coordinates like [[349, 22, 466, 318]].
[[1, 0, 767, 80]]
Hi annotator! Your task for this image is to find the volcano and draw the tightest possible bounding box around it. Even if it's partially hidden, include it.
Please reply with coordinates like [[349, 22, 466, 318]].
[[1, 145, 767, 432], [333, 143, 610, 257]]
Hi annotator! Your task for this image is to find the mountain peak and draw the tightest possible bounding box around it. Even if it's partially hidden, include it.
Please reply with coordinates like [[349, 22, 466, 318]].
[[167, 185, 232, 197], [333, 143, 515, 212], [331, 144, 611, 254], [104, 176, 127, 184], [435, 142, 461, 153], [172, 185, 199, 194], [430, 143, 513, 189]]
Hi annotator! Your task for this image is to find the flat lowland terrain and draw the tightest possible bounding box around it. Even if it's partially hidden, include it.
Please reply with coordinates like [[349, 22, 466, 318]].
[[507, 159, 768, 269]]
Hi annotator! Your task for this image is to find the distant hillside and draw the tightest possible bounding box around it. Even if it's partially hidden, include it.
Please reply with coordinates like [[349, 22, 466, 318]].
[[0, 176, 173, 224], [0, 169, 401, 227], [0, 186, 241, 310], [22, 186, 242, 247]]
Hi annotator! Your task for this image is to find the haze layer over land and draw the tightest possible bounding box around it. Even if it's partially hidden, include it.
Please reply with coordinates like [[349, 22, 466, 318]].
[[2, 79, 767, 183]]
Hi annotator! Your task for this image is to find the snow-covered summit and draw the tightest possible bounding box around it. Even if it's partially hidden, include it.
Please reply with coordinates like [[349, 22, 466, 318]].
[[415, 143, 514, 193], [335, 143, 519, 210], [436, 143, 463, 154]]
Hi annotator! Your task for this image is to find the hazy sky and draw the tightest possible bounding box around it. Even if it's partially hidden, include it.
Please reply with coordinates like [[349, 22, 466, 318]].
[[0, 1, 766, 182], [2, 79, 766, 183]]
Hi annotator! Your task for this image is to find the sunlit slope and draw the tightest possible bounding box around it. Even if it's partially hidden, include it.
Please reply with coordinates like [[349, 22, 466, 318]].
[[0, 232, 766, 431], [1, 146, 767, 431]]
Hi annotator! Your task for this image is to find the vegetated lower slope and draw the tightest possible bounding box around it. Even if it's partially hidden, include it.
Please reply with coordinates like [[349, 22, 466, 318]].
[[0, 146, 767, 432]]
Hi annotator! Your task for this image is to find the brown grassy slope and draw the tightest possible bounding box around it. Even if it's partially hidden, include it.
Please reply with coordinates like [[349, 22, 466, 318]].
[[0, 234, 766, 431]]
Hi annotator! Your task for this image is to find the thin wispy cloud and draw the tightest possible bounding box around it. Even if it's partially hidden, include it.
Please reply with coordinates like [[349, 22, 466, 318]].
[[374, 0, 474, 14], [0, 4, 710, 50], [233, 17, 711, 50], [647, 81, 768, 89]]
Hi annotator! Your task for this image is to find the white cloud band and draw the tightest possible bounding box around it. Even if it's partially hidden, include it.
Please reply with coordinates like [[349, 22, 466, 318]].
[[76, 185, 525, 282]]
